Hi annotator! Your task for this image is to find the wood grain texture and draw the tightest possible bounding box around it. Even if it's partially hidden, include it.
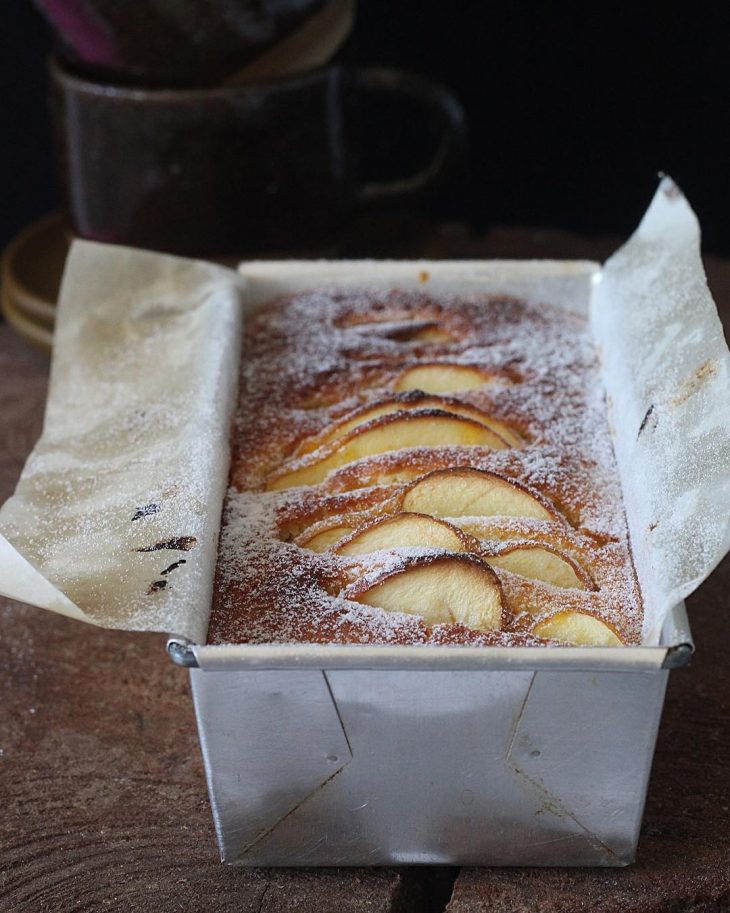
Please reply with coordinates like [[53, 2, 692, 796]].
[[1, 226, 728, 913]]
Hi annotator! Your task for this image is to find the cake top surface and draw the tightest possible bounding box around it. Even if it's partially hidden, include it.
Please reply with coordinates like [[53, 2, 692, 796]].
[[208, 286, 642, 647]]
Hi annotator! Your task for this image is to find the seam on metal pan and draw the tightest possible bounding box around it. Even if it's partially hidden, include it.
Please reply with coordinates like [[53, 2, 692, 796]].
[[503, 671, 537, 762], [322, 670, 354, 757], [233, 764, 349, 861], [505, 672, 623, 864], [509, 760, 623, 863], [233, 671, 353, 861], [518, 834, 584, 849]]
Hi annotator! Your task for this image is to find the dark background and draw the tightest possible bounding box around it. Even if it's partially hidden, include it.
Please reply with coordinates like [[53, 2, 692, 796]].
[[2, 1, 728, 252]]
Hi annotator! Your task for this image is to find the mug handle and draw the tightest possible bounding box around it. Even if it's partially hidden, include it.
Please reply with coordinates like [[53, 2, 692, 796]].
[[353, 67, 468, 205]]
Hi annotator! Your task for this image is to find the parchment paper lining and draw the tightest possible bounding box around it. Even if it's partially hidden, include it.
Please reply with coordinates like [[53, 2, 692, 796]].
[[0, 180, 727, 646], [0, 242, 244, 643], [592, 178, 730, 642]]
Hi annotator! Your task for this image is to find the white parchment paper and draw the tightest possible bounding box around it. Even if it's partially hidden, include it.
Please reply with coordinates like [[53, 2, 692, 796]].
[[0, 179, 727, 646], [592, 177, 730, 643], [0, 241, 244, 642]]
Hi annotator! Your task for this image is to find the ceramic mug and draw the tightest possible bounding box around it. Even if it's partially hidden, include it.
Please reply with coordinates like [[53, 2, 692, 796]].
[[51, 58, 467, 257]]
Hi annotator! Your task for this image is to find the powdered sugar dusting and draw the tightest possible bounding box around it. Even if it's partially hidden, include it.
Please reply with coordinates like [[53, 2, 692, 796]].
[[209, 287, 642, 646]]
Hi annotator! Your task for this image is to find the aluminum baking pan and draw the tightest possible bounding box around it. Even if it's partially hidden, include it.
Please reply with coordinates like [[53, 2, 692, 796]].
[[166, 221, 718, 865], [174, 605, 691, 867]]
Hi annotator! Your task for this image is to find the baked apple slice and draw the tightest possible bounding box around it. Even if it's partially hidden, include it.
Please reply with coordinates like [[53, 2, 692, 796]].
[[267, 411, 507, 491], [293, 392, 519, 456], [346, 554, 505, 631], [401, 468, 559, 522], [533, 611, 623, 646], [393, 363, 508, 394], [335, 512, 469, 556], [299, 524, 355, 552], [407, 325, 453, 343], [484, 543, 593, 590]]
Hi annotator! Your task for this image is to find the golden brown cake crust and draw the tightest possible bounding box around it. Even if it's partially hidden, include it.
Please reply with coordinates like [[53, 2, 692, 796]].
[[208, 287, 643, 646]]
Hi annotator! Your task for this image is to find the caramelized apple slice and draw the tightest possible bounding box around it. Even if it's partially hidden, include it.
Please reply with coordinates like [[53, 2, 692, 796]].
[[299, 524, 355, 552], [533, 611, 623, 646], [485, 543, 592, 590], [346, 554, 505, 631], [410, 326, 453, 343], [326, 463, 428, 492], [335, 513, 469, 556], [401, 468, 558, 522], [394, 363, 507, 394], [267, 412, 508, 491], [294, 393, 518, 456]]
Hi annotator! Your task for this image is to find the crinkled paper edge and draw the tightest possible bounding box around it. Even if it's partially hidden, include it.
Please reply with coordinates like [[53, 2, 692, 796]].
[[592, 177, 730, 643], [0, 240, 244, 643]]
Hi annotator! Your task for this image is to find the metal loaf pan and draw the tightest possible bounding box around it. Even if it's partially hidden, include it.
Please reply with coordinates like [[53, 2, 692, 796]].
[[169, 259, 695, 867]]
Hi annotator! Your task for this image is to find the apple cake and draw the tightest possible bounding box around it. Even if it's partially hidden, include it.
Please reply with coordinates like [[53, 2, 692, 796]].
[[207, 286, 643, 647]]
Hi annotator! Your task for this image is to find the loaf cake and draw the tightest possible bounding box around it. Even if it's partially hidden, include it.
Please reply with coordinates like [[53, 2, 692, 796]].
[[207, 285, 643, 647]]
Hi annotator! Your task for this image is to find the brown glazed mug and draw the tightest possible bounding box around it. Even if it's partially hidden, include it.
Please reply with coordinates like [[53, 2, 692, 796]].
[[51, 57, 467, 257]]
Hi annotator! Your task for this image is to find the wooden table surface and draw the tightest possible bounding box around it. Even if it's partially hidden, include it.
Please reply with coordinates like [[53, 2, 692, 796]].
[[0, 227, 728, 912]]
